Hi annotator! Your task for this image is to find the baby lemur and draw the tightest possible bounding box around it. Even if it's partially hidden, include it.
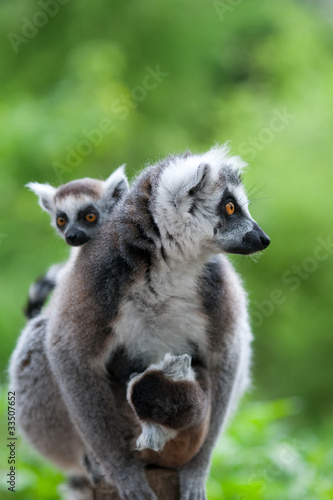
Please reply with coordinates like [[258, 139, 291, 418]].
[[127, 353, 211, 468], [10, 145, 270, 500], [25, 166, 128, 318]]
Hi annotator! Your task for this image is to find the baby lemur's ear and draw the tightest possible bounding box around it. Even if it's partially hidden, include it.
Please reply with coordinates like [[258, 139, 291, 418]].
[[26, 182, 56, 214], [103, 164, 129, 209]]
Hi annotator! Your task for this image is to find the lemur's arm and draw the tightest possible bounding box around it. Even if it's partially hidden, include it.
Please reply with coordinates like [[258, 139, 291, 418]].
[[178, 339, 245, 500], [46, 323, 157, 500]]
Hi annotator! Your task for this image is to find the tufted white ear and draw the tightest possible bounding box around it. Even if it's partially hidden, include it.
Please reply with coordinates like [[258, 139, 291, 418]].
[[26, 182, 56, 214], [182, 162, 210, 197], [103, 165, 129, 209], [160, 161, 212, 212]]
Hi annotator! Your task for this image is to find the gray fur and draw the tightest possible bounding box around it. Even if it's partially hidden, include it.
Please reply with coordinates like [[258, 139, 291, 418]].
[[8, 316, 86, 475], [10, 145, 270, 500]]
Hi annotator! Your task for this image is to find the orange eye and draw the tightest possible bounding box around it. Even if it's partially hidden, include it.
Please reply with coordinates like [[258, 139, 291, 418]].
[[57, 216, 66, 227], [85, 213, 97, 223], [225, 202, 235, 216]]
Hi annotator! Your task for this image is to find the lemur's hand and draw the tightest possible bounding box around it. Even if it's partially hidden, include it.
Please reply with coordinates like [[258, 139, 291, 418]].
[[112, 464, 158, 500], [179, 476, 207, 500], [179, 461, 209, 500]]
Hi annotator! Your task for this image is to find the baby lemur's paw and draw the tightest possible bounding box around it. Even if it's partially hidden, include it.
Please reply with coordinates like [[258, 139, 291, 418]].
[[162, 353, 193, 380]]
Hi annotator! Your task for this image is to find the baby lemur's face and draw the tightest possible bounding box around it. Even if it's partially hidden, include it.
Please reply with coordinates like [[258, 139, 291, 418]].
[[53, 187, 106, 246], [27, 166, 128, 247]]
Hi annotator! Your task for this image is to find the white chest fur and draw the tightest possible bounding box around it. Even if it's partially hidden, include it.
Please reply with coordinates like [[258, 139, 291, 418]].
[[113, 260, 209, 365]]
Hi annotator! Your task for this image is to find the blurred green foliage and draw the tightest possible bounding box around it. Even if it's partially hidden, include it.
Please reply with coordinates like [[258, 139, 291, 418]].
[[0, 0, 332, 497]]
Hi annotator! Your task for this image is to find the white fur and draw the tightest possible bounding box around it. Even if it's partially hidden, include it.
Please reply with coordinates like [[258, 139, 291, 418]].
[[158, 146, 246, 201], [104, 164, 129, 195], [161, 353, 195, 381], [113, 259, 209, 366], [136, 422, 177, 452], [26, 182, 56, 214]]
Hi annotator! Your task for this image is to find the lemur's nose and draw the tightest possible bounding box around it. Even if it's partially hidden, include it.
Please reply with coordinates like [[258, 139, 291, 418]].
[[245, 222, 270, 252], [66, 230, 90, 247], [260, 234, 270, 249], [67, 233, 78, 242]]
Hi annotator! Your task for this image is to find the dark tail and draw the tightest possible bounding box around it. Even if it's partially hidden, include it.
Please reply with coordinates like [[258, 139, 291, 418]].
[[24, 264, 63, 319]]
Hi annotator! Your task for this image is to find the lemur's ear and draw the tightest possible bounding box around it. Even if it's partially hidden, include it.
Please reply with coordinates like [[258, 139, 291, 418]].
[[173, 162, 211, 208], [187, 162, 210, 193], [103, 165, 129, 209], [26, 182, 56, 214]]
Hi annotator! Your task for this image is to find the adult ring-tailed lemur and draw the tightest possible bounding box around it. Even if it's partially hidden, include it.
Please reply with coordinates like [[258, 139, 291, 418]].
[[10, 145, 270, 500]]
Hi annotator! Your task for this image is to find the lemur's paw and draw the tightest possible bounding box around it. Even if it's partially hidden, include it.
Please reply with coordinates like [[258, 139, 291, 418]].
[[115, 471, 158, 500], [182, 491, 207, 500], [136, 422, 177, 451], [180, 474, 208, 500], [162, 353, 192, 380], [120, 488, 157, 500], [180, 484, 207, 500]]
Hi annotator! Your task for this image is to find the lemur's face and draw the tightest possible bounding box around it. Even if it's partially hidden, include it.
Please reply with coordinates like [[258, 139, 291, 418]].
[[154, 146, 270, 258], [213, 175, 270, 255], [27, 166, 129, 247], [54, 195, 101, 247]]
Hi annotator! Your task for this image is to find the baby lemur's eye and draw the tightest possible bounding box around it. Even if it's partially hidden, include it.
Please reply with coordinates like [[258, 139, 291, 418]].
[[57, 216, 67, 227], [85, 213, 97, 223], [225, 202, 235, 216]]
